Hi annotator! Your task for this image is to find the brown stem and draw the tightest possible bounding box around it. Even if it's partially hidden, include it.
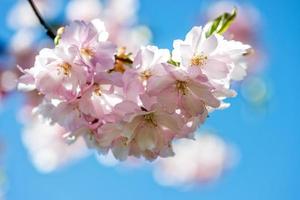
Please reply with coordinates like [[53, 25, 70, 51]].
[[27, 0, 56, 40]]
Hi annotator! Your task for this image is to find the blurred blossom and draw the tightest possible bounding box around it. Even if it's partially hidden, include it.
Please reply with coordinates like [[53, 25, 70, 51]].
[[22, 116, 89, 173], [66, 0, 139, 24], [104, 0, 138, 25], [7, 0, 61, 30], [66, 0, 103, 21], [108, 25, 152, 54], [0, 68, 14, 103], [9, 29, 36, 54], [0, 70, 17, 93], [153, 132, 237, 188]]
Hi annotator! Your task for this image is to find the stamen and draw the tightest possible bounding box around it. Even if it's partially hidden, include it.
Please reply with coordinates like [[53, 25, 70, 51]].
[[140, 70, 152, 80], [121, 137, 129, 146], [93, 85, 102, 96], [59, 62, 72, 76], [176, 80, 188, 95], [144, 113, 157, 126], [80, 48, 94, 59], [191, 54, 207, 66], [113, 60, 126, 73]]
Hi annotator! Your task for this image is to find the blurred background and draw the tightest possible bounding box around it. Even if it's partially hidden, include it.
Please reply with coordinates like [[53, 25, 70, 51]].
[[0, 0, 299, 199]]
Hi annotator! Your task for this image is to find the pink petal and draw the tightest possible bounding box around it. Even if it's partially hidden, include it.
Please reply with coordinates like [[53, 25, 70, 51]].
[[156, 87, 178, 113], [181, 92, 207, 116], [114, 101, 140, 117], [188, 82, 220, 108], [97, 124, 120, 147], [203, 59, 229, 79], [147, 75, 174, 95], [155, 112, 182, 133]]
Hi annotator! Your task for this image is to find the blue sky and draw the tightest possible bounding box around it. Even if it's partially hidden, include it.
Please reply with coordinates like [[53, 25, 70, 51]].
[[0, 0, 299, 199]]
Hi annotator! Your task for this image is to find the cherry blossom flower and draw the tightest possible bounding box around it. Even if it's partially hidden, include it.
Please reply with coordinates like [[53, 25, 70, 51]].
[[172, 27, 229, 79], [147, 63, 220, 117], [59, 20, 116, 73], [19, 46, 90, 101], [171, 25, 251, 111], [78, 83, 123, 119], [172, 26, 250, 84], [122, 45, 170, 102], [66, 0, 103, 21]]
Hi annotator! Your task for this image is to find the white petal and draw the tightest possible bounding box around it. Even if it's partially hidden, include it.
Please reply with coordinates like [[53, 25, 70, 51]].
[[199, 34, 218, 55]]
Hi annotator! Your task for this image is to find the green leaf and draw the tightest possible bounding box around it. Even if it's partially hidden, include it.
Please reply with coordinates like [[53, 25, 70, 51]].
[[205, 7, 237, 38], [167, 59, 180, 67]]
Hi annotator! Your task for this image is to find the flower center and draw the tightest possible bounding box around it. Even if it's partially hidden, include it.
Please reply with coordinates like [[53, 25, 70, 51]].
[[59, 62, 72, 76], [80, 48, 94, 59], [140, 70, 152, 80], [144, 113, 157, 126], [110, 47, 132, 74], [121, 137, 129, 146], [176, 80, 188, 95], [112, 60, 126, 73], [93, 85, 102, 96], [191, 54, 207, 66]]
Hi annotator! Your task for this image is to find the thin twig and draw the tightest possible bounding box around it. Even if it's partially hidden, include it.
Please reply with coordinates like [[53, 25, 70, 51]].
[[27, 0, 56, 40]]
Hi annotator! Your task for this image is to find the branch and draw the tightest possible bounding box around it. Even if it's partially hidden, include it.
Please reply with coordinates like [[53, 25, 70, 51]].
[[27, 0, 56, 40]]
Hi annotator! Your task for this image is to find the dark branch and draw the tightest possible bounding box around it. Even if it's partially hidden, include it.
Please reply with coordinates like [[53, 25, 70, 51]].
[[27, 0, 56, 40]]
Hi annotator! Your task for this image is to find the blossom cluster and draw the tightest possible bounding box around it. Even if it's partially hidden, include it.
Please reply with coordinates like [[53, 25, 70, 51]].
[[18, 18, 250, 161]]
